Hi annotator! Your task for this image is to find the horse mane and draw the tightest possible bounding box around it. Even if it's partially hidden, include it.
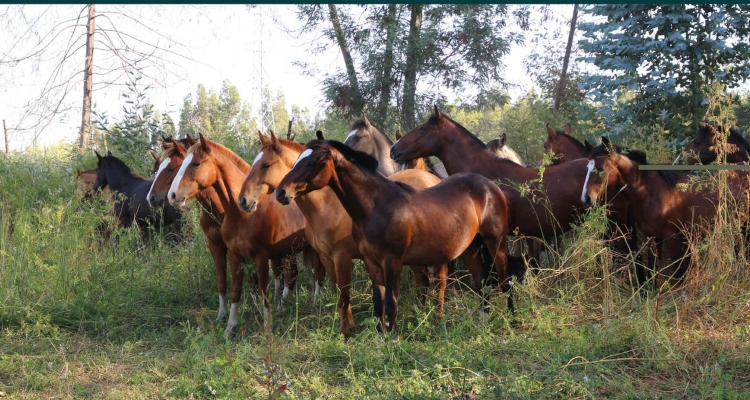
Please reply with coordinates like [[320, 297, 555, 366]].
[[328, 140, 380, 173], [263, 138, 305, 154], [189, 139, 250, 170], [557, 131, 589, 153], [433, 114, 488, 150], [622, 149, 683, 188], [161, 141, 186, 162], [729, 127, 750, 150], [100, 154, 133, 175]]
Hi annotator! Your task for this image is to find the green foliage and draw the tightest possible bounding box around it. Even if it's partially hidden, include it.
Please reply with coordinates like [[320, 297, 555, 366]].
[[579, 4, 750, 139]]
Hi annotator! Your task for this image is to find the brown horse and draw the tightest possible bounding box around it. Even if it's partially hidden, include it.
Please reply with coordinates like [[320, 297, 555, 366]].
[[678, 123, 750, 165], [76, 167, 109, 201], [391, 106, 590, 243], [393, 129, 449, 178], [237, 131, 449, 337], [167, 134, 315, 336], [543, 123, 591, 165], [583, 138, 750, 285], [275, 139, 519, 339]]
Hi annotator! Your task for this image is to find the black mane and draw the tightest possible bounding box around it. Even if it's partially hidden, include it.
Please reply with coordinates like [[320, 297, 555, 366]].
[[589, 143, 682, 188], [430, 114, 488, 150], [327, 140, 380, 173], [99, 154, 133, 175]]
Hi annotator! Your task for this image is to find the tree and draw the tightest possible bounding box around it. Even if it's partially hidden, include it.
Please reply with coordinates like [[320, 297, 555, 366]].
[[578, 4, 750, 138], [0, 5, 198, 150], [292, 4, 530, 131]]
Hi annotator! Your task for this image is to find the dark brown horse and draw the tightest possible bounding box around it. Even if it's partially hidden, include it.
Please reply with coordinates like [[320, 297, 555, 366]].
[[93, 151, 181, 230], [275, 139, 520, 339], [237, 131, 450, 337], [393, 129, 449, 178], [167, 134, 315, 336], [583, 138, 750, 285], [391, 106, 590, 243], [678, 123, 749, 165], [543, 123, 591, 165]]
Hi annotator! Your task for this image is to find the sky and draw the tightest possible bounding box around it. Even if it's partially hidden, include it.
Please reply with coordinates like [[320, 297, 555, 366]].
[[0, 4, 572, 152]]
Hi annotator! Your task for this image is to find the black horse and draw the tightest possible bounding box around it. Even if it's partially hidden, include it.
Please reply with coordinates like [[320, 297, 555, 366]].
[[93, 151, 181, 229]]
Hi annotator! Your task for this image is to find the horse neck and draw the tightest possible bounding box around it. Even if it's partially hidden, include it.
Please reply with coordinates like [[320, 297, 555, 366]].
[[560, 136, 588, 161], [197, 186, 225, 217], [436, 125, 517, 175], [102, 164, 142, 191], [209, 152, 250, 217], [329, 157, 398, 222]]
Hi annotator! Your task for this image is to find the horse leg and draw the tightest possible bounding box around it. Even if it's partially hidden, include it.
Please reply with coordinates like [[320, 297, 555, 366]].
[[664, 237, 689, 285], [409, 265, 429, 308], [383, 255, 403, 340], [333, 252, 356, 337], [277, 256, 298, 312], [225, 252, 245, 337], [304, 247, 327, 302], [479, 233, 512, 313], [433, 263, 449, 318], [254, 254, 273, 333], [270, 258, 283, 299], [459, 241, 490, 322], [206, 227, 228, 321], [364, 258, 387, 335]]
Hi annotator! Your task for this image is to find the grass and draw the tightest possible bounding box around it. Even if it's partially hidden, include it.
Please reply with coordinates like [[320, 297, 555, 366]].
[[1, 145, 750, 399]]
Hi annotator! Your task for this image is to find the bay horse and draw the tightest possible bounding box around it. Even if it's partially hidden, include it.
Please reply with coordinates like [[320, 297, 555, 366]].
[[346, 115, 449, 178], [93, 151, 181, 230], [677, 123, 750, 165], [275, 139, 521, 339], [390, 106, 590, 244], [583, 137, 750, 285], [167, 134, 317, 336], [543, 123, 591, 165], [237, 131, 450, 337], [487, 133, 526, 166]]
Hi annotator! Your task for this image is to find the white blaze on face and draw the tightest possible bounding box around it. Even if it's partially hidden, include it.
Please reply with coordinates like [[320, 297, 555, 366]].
[[168, 153, 193, 203], [344, 129, 358, 143], [673, 153, 682, 165], [252, 151, 264, 167], [292, 148, 313, 169], [147, 157, 170, 206], [581, 159, 596, 203]]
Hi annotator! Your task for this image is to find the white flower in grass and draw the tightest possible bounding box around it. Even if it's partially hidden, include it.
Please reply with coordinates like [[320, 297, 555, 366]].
[[583, 375, 589, 383]]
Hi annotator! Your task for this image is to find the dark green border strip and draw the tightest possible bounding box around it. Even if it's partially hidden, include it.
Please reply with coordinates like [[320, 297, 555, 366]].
[[639, 165, 750, 171]]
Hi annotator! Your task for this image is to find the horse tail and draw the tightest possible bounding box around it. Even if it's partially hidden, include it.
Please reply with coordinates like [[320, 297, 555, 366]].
[[478, 238, 526, 285]]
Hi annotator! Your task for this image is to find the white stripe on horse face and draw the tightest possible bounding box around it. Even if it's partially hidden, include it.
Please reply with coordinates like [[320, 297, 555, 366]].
[[292, 148, 313, 169], [252, 151, 264, 167], [147, 157, 170, 206], [344, 129, 358, 143], [169, 153, 193, 201], [581, 159, 595, 203], [673, 153, 682, 165]]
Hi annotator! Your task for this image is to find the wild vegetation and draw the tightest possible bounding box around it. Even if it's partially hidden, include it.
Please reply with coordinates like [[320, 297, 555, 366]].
[[3, 4, 750, 399]]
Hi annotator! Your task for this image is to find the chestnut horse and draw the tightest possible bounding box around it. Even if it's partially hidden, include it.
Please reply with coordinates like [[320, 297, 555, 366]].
[[391, 106, 590, 243], [237, 131, 450, 337], [678, 123, 749, 165], [93, 151, 181, 229], [275, 139, 520, 339], [487, 133, 525, 166], [543, 123, 591, 165], [167, 134, 315, 336], [583, 138, 750, 285]]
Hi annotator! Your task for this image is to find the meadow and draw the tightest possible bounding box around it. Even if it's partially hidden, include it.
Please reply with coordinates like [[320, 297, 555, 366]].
[[1, 141, 749, 399]]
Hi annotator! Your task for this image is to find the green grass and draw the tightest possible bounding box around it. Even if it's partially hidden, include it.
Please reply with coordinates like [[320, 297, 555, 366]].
[[1, 149, 749, 399]]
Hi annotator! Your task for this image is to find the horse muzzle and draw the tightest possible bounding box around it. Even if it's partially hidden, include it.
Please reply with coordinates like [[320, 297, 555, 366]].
[[275, 188, 292, 205], [238, 196, 257, 212], [390, 147, 408, 163], [149, 193, 164, 207]]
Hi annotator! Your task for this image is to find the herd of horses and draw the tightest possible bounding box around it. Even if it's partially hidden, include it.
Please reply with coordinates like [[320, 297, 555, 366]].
[[76, 106, 750, 340]]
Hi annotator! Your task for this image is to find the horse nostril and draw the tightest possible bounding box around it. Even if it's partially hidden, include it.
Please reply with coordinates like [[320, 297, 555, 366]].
[[170, 192, 175, 200], [239, 196, 247, 209]]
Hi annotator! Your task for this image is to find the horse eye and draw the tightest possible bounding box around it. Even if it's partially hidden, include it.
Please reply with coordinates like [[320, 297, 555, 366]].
[[192, 162, 200, 167], [261, 163, 270, 169], [168, 167, 175, 172]]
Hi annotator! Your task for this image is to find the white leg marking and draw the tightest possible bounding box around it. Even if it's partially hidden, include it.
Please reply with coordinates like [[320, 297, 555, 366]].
[[147, 158, 170, 207], [282, 286, 290, 299], [168, 153, 193, 205], [216, 294, 227, 321], [224, 302, 239, 336], [314, 281, 321, 302], [581, 159, 595, 203]]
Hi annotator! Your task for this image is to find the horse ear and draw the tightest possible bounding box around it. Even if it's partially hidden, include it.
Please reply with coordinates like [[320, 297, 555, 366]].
[[601, 136, 611, 150], [500, 133, 507, 146], [257, 130, 270, 146], [149, 150, 159, 161], [433, 105, 442, 119], [564, 124, 572, 135], [107, 150, 112, 157], [362, 112, 371, 127], [95, 151, 102, 160], [186, 135, 197, 146], [316, 130, 325, 140], [395, 130, 402, 140], [584, 140, 594, 152], [269, 129, 282, 149], [546, 123, 557, 137], [199, 133, 212, 152]]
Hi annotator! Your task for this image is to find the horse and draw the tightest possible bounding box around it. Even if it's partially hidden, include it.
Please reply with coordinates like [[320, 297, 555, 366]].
[[76, 167, 110, 203], [677, 123, 750, 165], [167, 134, 317, 336], [93, 151, 181, 230], [275, 139, 522, 339], [543, 123, 591, 165], [487, 133, 526, 166], [390, 106, 590, 245], [237, 131, 450, 337], [583, 136, 750, 286]]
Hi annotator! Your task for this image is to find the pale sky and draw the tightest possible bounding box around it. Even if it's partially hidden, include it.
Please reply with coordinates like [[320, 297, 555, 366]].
[[0, 4, 571, 152]]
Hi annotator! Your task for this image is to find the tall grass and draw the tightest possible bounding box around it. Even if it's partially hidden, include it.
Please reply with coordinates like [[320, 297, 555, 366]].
[[1, 142, 749, 399]]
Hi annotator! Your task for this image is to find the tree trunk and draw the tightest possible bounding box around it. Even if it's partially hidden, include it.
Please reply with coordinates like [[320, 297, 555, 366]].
[[79, 4, 95, 151], [3, 119, 8, 154], [375, 4, 397, 127], [402, 4, 423, 130], [328, 4, 364, 116], [554, 4, 578, 114]]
